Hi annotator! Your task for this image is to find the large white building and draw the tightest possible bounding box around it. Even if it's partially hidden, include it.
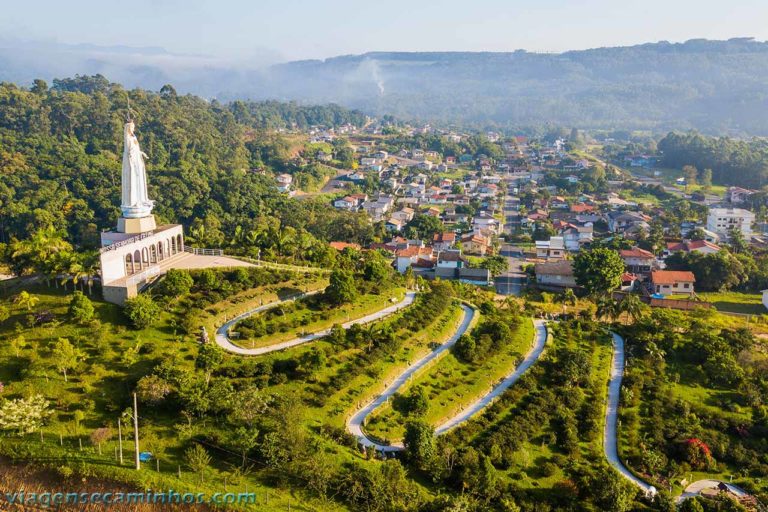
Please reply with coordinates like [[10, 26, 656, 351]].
[[706, 208, 755, 239]]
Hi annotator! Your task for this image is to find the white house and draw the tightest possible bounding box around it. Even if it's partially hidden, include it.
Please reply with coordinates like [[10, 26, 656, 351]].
[[650, 271, 696, 296], [706, 208, 755, 239], [275, 173, 293, 193], [536, 237, 566, 260]]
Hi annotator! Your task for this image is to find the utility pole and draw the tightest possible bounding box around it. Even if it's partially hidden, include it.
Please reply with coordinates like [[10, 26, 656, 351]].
[[118, 418, 124, 465], [133, 393, 140, 470]]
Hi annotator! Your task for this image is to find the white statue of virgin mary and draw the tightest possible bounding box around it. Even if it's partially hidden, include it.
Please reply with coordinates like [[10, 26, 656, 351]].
[[120, 120, 154, 218]]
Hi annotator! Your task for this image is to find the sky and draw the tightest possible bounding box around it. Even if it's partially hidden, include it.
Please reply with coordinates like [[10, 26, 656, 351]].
[[3, 0, 768, 62]]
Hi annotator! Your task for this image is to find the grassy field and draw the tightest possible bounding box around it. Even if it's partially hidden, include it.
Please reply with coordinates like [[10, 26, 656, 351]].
[[0, 283, 339, 511], [696, 291, 767, 316], [363, 318, 534, 443], [230, 288, 405, 349]]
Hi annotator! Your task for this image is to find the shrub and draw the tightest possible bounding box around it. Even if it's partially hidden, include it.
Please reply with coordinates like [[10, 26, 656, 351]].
[[68, 291, 94, 324], [124, 294, 161, 329]]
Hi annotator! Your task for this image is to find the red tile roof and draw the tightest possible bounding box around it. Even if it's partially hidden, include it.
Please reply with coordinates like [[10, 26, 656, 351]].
[[433, 232, 457, 243], [666, 240, 721, 252], [329, 242, 362, 251], [396, 246, 434, 258], [570, 203, 596, 213], [651, 270, 696, 285], [620, 248, 655, 259]]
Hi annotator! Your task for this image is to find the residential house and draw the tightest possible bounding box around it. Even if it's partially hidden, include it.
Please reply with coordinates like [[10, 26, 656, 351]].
[[333, 193, 368, 211], [550, 196, 569, 209], [607, 211, 650, 233], [535, 260, 577, 290], [395, 246, 434, 273], [362, 194, 395, 221], [560, 225, 593, 251], [275, 173, 293, 193], [473, 215, 502, 235], [620, 272, 639, 291], [536, 237, 566, 260], [385, 218, 405, 232], [726, 187, 756, 204], [433, 232, 457, 252], [570, 203, 596, 214], [436, 250, 468, 269], [461, 234, 492, 256], [390, 208, 415, 224], [706, 208, 755, 239], [418, 161, 434, 171], [665, 240, 721, 256], [329, 242, 361, 251], [650, 270, 696, 296], [619, 247, 656, 275]]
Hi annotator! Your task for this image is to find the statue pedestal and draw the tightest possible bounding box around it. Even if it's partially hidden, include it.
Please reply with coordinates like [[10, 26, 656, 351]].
[[117, 215, 157, 234]]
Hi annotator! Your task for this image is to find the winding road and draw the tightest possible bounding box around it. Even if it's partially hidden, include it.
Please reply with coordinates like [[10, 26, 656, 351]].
[[604, 332, 657, 496], [604, 332, 751, 503], [215, 291, 416, 355], [347, 315, 548, 451]]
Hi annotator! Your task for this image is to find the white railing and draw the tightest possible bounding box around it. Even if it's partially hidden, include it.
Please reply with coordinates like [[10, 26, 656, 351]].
[[100, 230, 156, 254], [184, 247, 224, 256], [126, 265, 160, 286]]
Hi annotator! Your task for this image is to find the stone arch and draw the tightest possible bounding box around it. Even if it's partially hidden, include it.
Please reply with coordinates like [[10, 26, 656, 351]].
[[157, 242, 164, 261], [142, 247, 150, 267], [133, 249, 142, 271], [176, 234, 183, 253], [126, 253, 135, 274], [171, 237, 177, 254], [150, 244, 157, 264]]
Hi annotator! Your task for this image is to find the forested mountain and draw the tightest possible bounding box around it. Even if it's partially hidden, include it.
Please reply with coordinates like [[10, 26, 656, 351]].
[[4, 38, 768, 134], [0, 76, 373, 257]]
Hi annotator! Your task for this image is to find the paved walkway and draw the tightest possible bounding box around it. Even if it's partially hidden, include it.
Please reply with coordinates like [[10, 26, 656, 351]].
[[435, 319, 547, 434], [605, 332, 759, 503], [347, 304, 477, 451], [605, 332, 657, 495], [215, 291, 417, 356], [678, 479, 748, 502], [348, 314, 548, 451]]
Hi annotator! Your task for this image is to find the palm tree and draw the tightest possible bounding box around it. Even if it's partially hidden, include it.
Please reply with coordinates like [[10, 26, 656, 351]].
[[80, 251, 100, 295], [596, 296, 620, 323], [15, 291, 39, 311], [619, 294, 645, 325], [11, 226, 73, 284]]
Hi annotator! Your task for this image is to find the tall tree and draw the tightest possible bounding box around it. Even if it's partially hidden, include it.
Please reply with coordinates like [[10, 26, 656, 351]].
[[573, 248, 625, 297]]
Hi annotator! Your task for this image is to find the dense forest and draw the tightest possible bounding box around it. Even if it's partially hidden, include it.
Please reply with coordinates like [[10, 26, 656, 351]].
[[658, 132, 768, 189], [0, 75, 374, 260]]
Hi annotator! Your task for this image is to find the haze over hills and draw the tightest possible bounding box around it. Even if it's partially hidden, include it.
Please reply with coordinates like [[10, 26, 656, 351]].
[[3, 37, 768, 134]]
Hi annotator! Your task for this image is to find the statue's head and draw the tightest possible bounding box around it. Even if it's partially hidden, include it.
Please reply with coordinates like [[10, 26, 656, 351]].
[[125, 120, 135, 137]]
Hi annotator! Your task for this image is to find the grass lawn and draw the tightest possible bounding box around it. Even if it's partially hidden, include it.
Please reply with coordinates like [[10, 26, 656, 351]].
[[231, 288, 405, 349], [0, 283, 339, 511], [363, 318, 534, 443], [696, 291, 767, 316]]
